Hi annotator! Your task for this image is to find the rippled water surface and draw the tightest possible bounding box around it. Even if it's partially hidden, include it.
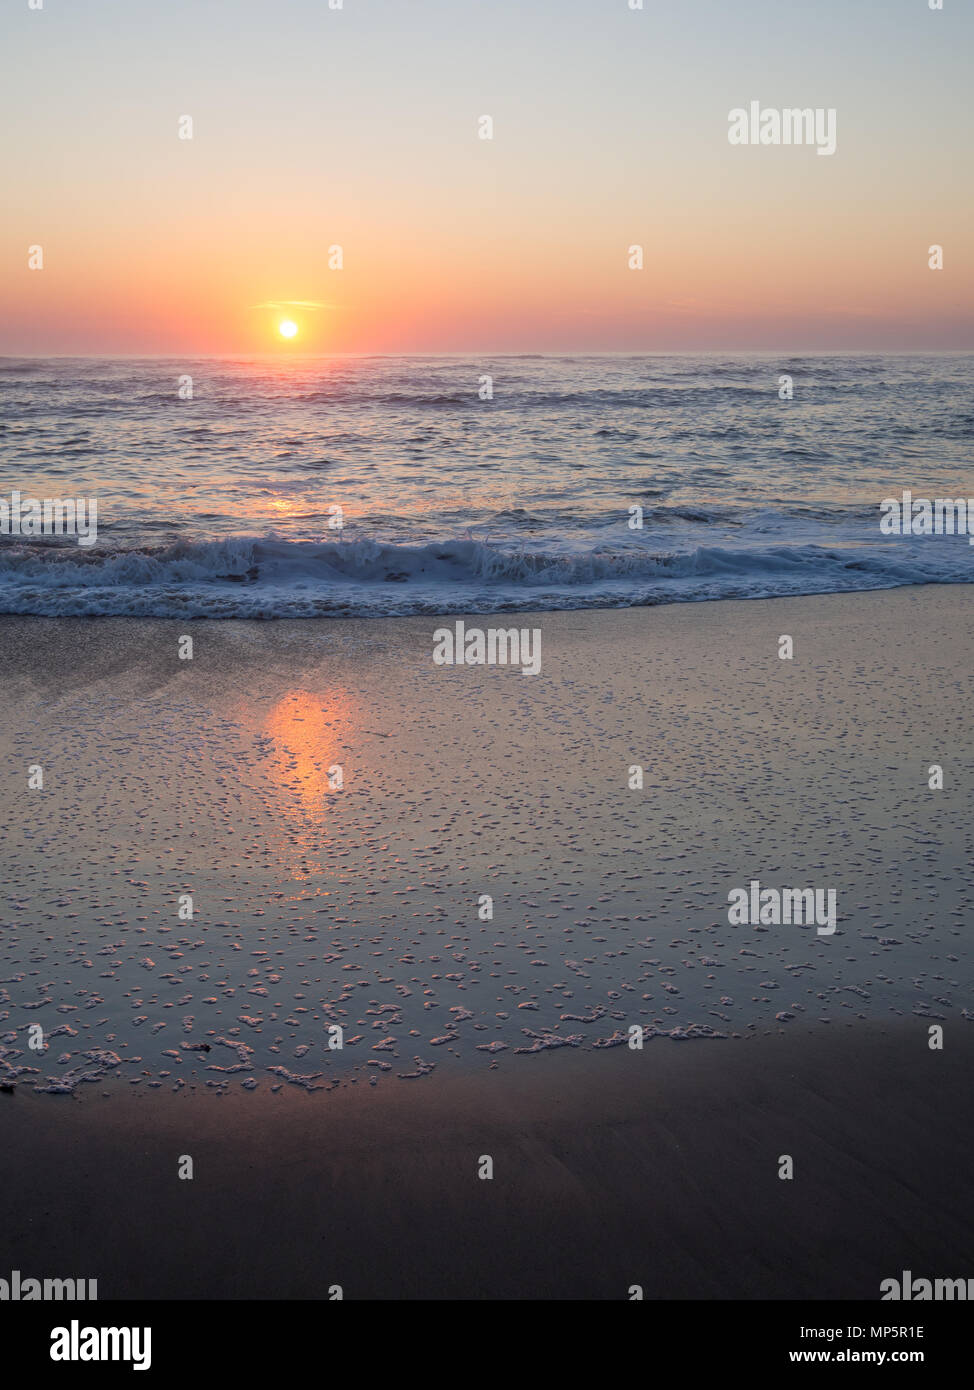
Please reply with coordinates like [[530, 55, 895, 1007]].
[[1, 354, 972, 615]]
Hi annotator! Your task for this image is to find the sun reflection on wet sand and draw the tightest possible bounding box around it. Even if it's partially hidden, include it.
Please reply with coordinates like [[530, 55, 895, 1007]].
[[257, 685, 358, 880], [263, 687, 356, 818]]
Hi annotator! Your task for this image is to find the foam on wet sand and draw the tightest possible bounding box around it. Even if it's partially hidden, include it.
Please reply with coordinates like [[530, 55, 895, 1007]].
[[0, 587, 970, 1096], [0, 586, 972, 1295]]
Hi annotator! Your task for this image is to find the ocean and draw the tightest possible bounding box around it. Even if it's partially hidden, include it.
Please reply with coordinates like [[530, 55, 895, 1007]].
[[1, 353, 972, 617]]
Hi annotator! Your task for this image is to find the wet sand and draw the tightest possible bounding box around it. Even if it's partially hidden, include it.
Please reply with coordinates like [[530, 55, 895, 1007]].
[[0, 586, 972, 1297], [1, 1024, 972, 1299], [1, 585, 972, 1093]]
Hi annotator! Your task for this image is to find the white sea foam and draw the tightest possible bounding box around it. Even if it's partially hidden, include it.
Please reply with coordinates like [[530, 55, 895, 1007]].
[[0, 533, 971, 617]]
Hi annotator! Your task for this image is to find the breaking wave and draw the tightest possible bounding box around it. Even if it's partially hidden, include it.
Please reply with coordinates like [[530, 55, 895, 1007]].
[[0, 533, 971, 618]]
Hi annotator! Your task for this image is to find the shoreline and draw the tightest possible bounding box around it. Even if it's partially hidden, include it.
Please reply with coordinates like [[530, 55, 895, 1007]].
[[1, 567, 972, 624], [0, 574, 970, 624]]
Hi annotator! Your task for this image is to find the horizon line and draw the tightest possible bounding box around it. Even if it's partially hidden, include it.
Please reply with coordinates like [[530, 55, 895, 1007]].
[[3, 349, 974, 361]]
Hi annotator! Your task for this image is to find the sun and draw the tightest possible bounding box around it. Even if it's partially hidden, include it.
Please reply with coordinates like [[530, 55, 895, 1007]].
[[278, 319, 298, 339]]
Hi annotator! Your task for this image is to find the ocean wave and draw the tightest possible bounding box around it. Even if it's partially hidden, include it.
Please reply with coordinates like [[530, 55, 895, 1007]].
[[0, 534, 970, 619]]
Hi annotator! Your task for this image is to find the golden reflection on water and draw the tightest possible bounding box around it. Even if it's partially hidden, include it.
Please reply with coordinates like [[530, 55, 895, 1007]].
[[218, 682, 362, 881], [263, 687, 355, 817], [258, 688, 360, 879]]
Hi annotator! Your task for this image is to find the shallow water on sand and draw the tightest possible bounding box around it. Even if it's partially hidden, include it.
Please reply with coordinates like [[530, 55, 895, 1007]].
[[1, 591, 971, 1096]]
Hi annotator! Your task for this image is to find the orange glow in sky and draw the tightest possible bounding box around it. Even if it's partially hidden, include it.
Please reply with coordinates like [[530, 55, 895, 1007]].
[[3, 0, 972, 354]]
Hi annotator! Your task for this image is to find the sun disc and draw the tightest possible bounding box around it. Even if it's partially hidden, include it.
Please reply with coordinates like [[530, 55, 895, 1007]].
[[279, 319, 298, 339]]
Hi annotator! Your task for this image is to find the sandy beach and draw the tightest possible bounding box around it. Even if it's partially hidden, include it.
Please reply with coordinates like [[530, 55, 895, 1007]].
[[2, 1024, 973, 1301], [1, 585, 972, 1298]]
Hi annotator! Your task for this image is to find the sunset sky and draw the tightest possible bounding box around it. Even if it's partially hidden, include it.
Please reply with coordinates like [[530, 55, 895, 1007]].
[[2, 0, 972, 355]]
